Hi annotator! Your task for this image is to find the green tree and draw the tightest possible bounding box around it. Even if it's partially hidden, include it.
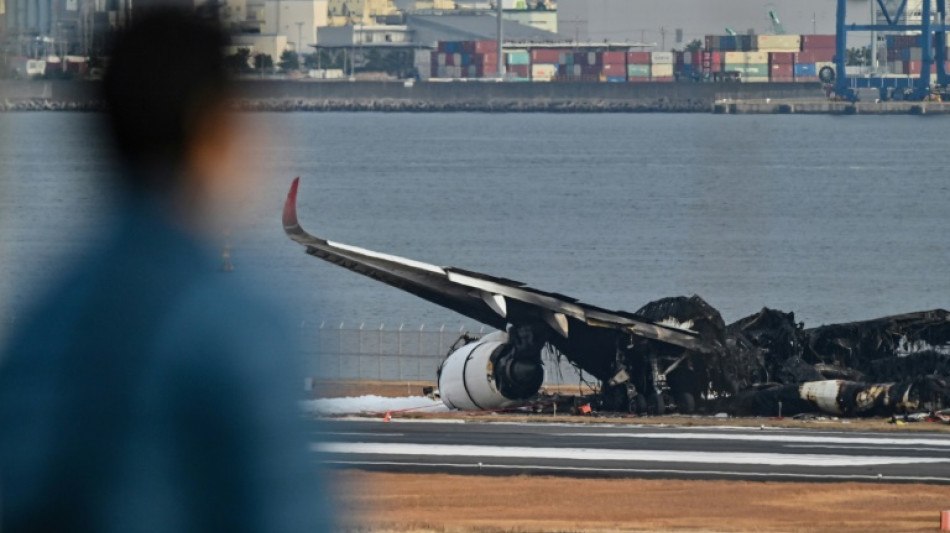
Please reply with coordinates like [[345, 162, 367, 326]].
[[253, 53, 274, 71], [224, 48, 252, 73], [279, 49, 300, 72], [846, 46, 870, 66], [684, 39, 702, 53]]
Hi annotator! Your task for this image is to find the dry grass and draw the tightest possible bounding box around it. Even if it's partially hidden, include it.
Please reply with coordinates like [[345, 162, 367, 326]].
[[333, 471, 950, 533]]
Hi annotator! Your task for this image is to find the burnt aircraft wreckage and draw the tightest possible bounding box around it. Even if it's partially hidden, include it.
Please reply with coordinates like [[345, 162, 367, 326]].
[[284, 179, 950, 417]]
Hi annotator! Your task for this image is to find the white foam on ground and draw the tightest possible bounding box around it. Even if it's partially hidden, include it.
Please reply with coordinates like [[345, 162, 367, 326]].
[[303, 395, 447, 415], [315, 442, 948, 467]]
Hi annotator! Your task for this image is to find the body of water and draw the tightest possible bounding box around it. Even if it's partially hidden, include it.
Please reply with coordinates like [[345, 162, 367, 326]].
[[2, 112, 949, 353]]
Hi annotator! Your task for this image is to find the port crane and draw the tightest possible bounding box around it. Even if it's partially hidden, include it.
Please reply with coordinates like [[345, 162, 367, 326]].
[[834, 0, 950, 101]]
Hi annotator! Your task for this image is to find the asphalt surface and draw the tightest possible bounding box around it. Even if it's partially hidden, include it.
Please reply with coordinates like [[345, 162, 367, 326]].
[[312, 418, 950, 483]]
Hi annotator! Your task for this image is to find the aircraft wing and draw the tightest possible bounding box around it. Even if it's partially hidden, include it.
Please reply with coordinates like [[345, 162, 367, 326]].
[[283, 178, 710, 355]]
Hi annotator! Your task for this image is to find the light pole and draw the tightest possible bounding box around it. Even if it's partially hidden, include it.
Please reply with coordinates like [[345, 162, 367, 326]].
[[296, 21, 303, 55]]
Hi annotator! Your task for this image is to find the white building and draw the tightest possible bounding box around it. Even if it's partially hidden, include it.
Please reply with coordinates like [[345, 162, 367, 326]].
[[231, 33, 291, 61], [263, 0, 330, 52], [316, 23, 412, 46]]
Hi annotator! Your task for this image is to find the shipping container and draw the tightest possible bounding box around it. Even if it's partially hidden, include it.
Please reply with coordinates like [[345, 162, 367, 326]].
[[743, 76, 770, 83], [755, 34, 802, 52], [769, 52, 795, 65], [531, 63, 558, 81], [606, 76, 626, 83], [530, 49, 567, 64], [628, 77, 650, 82], [795, 49, 835, 63], [793, 63, 817, 77], [603, 63, 626, 77], [507, 64, 530, 78], [652, 76, 675, 82], [802, 35, 837, 50], [627, 51, 651, 64], [602, 51, 626, 64], [725, 63, 769, 77], [627, 64, 651, 77], [651, 51, 674, 64], [572, 51, 601, 66], [505, 50, 530, 65], [724, 51, 768, 64], [652, 63, 674, 77], [472, 40, 497, 54], [770, 63, 793, 80]]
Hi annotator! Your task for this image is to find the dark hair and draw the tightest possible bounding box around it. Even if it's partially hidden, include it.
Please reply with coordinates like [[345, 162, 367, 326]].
[[102, 8, 230, 190]]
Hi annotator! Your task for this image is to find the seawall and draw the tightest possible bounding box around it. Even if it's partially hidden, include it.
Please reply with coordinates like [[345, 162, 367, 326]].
[[0, 79, 826, 112]]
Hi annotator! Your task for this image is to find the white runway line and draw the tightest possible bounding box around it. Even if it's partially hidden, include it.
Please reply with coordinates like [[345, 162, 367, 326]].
[[314, 442, 948, 467], [553, 432, 950, 447]]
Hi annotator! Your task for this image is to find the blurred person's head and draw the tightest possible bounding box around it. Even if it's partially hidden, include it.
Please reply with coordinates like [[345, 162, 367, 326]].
[[103, 8, 250, 226]]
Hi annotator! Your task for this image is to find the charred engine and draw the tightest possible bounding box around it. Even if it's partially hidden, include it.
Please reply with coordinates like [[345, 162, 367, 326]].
[[437, 324, 546, 411], [599, 296, 728, 415]]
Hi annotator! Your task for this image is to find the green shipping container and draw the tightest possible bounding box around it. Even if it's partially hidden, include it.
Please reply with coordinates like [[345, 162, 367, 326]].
[[505, 51, 530, 65], [724, 63, 769, 77], [627, 64, 651, 77]]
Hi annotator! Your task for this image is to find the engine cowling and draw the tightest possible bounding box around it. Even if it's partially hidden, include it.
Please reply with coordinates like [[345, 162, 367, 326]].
[[438, 328, 545, 411]]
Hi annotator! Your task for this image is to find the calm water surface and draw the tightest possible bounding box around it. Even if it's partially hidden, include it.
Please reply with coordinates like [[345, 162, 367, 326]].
[[2, 112, 949, 347]]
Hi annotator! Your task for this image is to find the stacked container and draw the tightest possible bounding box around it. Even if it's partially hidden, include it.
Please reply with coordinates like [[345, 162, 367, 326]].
[[432, 40, 499, 79], [724, 51, 768, 82], [651, 51, 674, 81], [602, 51, 626, 82], [627, 51, 651, 81], [768, 52, 795, 82], [505, 50, 530, 81]]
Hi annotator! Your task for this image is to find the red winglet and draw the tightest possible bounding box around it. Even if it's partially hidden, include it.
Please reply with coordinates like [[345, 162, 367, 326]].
[[283, 177, 300, 229]]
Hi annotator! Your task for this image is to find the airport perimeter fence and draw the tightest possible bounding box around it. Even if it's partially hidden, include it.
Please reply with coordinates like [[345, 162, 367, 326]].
[[303, 322, 594, 385]]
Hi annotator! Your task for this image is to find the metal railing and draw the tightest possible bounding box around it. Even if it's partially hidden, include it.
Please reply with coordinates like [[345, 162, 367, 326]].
[[302, 321, 594, 385]]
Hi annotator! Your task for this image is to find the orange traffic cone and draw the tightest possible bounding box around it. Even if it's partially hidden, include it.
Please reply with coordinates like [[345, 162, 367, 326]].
[[382, 411, 392, 422]]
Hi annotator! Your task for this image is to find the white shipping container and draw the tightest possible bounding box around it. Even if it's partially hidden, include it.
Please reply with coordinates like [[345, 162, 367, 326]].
[[651, 63, 674, 77], [651, 51, 673, 64], [453, 53, 462, 66], [573, 64, 582, 76], [437, 53, 446, 66], [531, 63, 558, 80]]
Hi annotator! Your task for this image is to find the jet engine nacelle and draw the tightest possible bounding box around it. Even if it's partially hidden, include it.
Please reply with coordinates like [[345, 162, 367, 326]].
[[438, 329, 545, 411]]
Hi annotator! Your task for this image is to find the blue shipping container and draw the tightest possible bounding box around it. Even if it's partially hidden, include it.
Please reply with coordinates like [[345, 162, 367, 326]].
[[794, 63, 817, 76], [444, 41, 462, 54], [606, 76, 626, 83]]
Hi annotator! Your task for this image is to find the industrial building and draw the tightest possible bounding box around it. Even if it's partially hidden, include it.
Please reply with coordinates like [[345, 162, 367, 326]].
[[556, 0, 869, 50]]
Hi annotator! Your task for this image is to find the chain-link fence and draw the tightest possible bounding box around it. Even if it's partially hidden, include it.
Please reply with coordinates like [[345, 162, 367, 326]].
[[302, 322, 593, 385]]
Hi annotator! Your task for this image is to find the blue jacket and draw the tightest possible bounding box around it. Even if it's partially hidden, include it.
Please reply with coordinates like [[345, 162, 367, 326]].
[[0, 197, 330, 532]]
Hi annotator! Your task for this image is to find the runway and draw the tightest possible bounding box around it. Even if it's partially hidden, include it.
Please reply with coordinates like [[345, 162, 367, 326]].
[[312, 419, 950, 483]]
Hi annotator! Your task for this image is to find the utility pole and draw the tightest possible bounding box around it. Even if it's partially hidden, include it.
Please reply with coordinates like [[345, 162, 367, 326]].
[[296, 21, 303, 54], [496, 0, 504, 79]]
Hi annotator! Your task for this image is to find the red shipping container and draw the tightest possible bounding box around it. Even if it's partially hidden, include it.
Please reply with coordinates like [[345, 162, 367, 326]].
[[473, 53, 498, 66], [771, 76, 795, 82], [770, 52, 795, 65], [602, 51, 625, 64], [627, 51, 651, 64], [796, 49, 835, 63], [691, 51, 703, 65], [531, 49, 568, 64], [603, 63, 626, 77], [473, 40, 498, 54], [507, 64, 530, 78], [906, 60, 921, 74], [801, 35, 836, 49], [477, 63, 498, 76], [771, 63, 793, 77]]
